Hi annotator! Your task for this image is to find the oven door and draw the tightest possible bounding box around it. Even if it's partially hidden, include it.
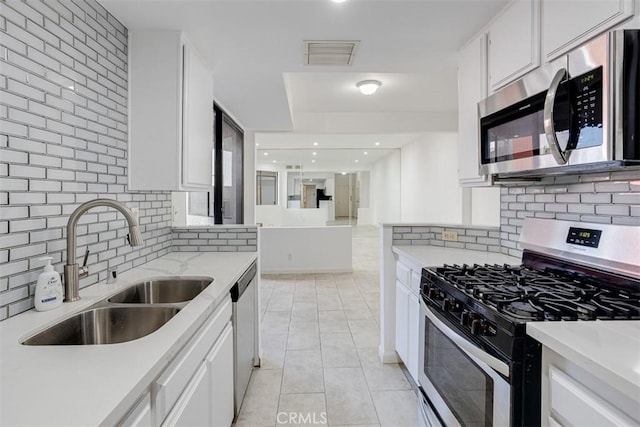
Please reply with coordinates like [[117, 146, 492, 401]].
[[418, 298, 511, 427]]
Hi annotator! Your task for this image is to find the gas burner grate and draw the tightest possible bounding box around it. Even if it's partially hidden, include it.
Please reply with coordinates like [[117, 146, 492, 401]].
[[433, 263, 640, 321]]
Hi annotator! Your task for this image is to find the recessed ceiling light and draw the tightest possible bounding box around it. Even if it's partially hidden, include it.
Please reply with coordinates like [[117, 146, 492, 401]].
[[355, 159, 359, 163], [312, 152, 317, 156], [313, 141, 319, 146], [341, 172, 347, 175], [357, 80, 381, 95], [255, 143, 259, 147], [312, 160, 316, 163], [364, 151, 368, 155], [263, 152, 268, 156], [272, 160, 276, 163], [332, 0, 347, 3], [374, 141, 381, 146]]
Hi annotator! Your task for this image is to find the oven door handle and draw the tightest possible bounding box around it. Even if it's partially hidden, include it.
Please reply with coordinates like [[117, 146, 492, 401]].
[[543, 68, 569, 165], [424, 304, 510, 378]]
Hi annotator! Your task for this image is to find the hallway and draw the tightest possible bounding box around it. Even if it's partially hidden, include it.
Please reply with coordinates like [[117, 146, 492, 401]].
[[234, 225, 419, 426]]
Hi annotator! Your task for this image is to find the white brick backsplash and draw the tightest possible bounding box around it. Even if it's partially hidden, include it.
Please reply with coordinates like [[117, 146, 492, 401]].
[[595, 205, 630, 216], [499, 171, 639, 255], [0, 177, 28, 191]]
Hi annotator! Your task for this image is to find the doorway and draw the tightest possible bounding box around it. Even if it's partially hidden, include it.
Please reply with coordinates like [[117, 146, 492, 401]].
[[334, 173, 358, 223]]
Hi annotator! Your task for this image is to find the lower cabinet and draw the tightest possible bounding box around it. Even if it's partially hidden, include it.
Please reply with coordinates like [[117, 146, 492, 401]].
[[541, 347, 639, 426], [394, 258, 422, 383], [119, 297, 235, 427]]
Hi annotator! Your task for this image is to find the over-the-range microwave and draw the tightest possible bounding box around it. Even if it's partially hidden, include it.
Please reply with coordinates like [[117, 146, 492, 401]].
[[478, 29, 639, 177]]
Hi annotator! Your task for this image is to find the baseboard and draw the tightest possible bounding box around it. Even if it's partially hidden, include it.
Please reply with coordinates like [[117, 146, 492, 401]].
[[378, 346, 399, 364]]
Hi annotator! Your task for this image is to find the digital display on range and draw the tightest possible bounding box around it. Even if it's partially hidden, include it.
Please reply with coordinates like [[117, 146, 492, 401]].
[[566, 227, 602, 248]]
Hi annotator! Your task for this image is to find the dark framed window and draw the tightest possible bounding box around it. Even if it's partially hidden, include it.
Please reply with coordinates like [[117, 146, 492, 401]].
[[187, 103, 244, 224]]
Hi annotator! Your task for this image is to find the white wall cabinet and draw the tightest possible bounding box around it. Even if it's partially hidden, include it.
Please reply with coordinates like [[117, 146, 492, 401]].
[[129, 31, 214, 191], [394, 257, 421, 382], [457, 32, 491, 187], [488, 0, 540, 92], [542, 0, 635, 61]]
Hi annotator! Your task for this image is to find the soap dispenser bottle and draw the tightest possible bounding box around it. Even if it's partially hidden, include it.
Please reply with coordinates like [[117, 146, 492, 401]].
[[34, 257, 63, 311]]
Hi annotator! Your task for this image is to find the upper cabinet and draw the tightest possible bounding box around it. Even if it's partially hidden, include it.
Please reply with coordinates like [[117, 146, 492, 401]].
[[457, 32, 491, 186], [129, 31, 214, 191], [488, 0, 541, 93], [542, 0, 635, 61]]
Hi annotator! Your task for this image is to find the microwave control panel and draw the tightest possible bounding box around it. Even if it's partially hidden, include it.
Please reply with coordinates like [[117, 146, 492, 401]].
[[571, 67, 603, 149]]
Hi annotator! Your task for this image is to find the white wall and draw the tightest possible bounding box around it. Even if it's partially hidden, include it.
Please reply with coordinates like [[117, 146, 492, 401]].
[[400, 133, 462, 224], [471, 187, 500, 226], [371, 150, 401, 224], [260, 226, 352, 273]]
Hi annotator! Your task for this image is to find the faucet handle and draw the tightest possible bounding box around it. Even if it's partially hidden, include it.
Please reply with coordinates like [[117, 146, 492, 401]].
[[82, 248, 90, 267], [79, 248, 90, 278]]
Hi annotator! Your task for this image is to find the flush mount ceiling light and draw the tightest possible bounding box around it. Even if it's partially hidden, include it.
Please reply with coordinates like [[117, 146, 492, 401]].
[[357, 80, 381, 95], [332, 0, 347, 3]]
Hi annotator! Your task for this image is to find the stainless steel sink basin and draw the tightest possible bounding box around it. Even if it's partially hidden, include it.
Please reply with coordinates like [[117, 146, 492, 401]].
[[22, 306, 180, 346], [107, 277, 213, 304]]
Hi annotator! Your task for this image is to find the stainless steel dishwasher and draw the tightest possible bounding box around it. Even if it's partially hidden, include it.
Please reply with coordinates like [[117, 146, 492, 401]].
[[230, 261, 258, 416]]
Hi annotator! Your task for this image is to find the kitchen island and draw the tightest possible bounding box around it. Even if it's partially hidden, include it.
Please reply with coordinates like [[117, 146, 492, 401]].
[[0, 251, 257, 427]]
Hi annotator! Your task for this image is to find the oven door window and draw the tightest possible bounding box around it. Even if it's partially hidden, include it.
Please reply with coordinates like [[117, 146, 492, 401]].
[[424, 316, 494, 426]]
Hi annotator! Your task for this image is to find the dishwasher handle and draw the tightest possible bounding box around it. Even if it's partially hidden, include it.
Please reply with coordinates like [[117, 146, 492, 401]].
[[231, 261, 257, 302]]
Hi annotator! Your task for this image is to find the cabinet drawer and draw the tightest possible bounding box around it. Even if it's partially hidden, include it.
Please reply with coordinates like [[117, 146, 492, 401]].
[[396, 262, 411, 287], [549, 365, 636, 426], [120, 393, 152, 427], [154, 298, 232, 422]]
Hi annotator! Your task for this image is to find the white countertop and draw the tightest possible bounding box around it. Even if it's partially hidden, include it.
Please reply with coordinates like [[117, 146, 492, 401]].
[[392, 245, 521, 269], [527, 321, 640, 400], [0, 251, 257, 427], [382, 222, 500, 230]]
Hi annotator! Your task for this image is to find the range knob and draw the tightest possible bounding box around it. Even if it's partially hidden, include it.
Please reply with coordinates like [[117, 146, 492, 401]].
[[427, 287, 439, 300], [471, 318, 483, 335], [442, 298, 456, 311], [460, 310, 471, 326]]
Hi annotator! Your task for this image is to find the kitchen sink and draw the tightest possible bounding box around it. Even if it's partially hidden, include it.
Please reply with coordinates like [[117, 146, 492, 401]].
[[107, 277, 213, 304], [22, 306, 180, 346]]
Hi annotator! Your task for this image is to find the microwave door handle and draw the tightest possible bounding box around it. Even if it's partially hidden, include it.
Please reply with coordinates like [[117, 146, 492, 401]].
[[544, 68, 569, 165], [424, 304, 510, 377]]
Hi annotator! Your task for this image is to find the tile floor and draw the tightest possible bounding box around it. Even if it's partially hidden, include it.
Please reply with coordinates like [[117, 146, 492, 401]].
[[234, 226, 419, 427]]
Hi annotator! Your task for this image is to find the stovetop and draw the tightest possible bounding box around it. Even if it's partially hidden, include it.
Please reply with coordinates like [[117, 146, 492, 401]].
[[426, 263, 640, 322], [421, 250, 640, 361]]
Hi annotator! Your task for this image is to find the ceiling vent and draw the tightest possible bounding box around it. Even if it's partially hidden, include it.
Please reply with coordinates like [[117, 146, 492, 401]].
[[286, 165, 302, 170], [304, 40, 360, 66]]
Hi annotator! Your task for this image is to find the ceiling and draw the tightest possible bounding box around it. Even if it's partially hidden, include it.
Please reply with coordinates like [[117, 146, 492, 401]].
[[101, 0, 509, 136], [256, 148, 397, 172]]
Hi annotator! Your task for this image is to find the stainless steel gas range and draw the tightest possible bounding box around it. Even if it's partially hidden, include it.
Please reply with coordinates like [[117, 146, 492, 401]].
[[417, 218, 640, 427]]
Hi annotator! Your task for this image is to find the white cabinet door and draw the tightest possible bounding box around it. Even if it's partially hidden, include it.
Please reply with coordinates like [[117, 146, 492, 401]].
[[162, 365, 210, 427], [129, 31, 214, 191], [488, 0, 540, 92], [395, 280, 410, 365], [542, 0, 635, 61], [406, 292, 420, 383], [457, 32, 491, 186], [182, 41, 214, 189], [206, 323, 234, 427]]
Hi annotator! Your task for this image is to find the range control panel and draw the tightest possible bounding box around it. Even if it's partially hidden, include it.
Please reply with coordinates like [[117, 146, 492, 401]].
[[566, 226, 602, 248]]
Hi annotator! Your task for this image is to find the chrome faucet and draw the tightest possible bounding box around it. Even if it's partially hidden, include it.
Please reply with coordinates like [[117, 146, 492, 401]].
[[64, 199, 144, 302]]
